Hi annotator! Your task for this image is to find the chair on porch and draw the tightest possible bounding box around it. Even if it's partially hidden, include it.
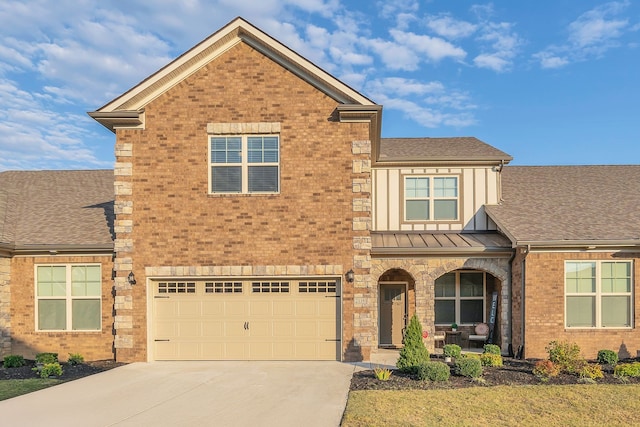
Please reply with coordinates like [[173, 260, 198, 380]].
[[468, 323, 489, 349], [433, 330, 446, 348]]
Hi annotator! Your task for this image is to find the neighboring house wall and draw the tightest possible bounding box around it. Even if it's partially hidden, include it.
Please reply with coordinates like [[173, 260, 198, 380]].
[[372, 166, 500, 232], [370, 256, 511, 352], [0, 257, 10, 356], [112, 42, 372, 362], [521, 250, 640, 359], [10, 255, 115, 361]]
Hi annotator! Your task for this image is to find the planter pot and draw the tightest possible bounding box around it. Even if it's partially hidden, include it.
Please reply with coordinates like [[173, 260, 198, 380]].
[[444, 356, 452, 363]]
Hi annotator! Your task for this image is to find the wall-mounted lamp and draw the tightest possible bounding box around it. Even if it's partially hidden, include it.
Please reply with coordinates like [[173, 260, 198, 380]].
[[127, 271, 137, 285], [345, 269, 355, 283]]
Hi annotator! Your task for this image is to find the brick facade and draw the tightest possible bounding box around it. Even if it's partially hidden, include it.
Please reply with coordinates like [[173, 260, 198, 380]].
[[0, 257, 10, 357], [514, 250, 640, 359], [9, 255, 115, 361], [112, 42, 371, 362]]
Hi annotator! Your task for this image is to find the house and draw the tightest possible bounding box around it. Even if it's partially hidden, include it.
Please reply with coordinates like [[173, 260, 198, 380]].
[[1, 18, 639, 362]]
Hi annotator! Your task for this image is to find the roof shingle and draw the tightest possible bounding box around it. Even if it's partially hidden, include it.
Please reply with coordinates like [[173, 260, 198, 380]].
[[379, 137, 512, 163]]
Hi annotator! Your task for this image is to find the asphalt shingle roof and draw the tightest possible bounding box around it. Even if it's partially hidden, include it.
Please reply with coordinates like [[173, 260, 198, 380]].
[[379, 137, 513, 162], [485, 165, 640, 245], [0, 170, 114, 248]]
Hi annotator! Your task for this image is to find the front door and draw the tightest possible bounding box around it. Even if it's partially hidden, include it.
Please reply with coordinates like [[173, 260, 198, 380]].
[[379, 284, 406, 347]]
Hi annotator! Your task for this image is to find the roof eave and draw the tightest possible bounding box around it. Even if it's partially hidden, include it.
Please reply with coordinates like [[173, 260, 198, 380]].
[[374, 157, 513, 167], [371, 247, 514, 257], [12, 243, 114, 256], [87, 111, 145, 133], [516, 239, 640, 250]]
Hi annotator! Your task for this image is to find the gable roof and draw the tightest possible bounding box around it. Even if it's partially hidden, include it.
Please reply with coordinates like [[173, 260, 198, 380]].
[[485, 165, 640, 248], [0, 170, 114, 254], [89, 17, 376, 132], [378, 137, 512, 165]]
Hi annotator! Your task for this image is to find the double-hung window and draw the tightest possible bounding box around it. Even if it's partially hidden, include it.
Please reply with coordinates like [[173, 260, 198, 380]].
[[36, 265, 102, 331], [210, 135, 279, 194], [435, 271, 485, 325], [565, 261, 633, 328], [405, 176, 458, 221]]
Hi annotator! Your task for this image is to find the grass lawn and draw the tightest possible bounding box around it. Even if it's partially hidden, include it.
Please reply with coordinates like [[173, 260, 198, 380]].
[[0, 379, 61, 401], [342, 384, 640, 426]]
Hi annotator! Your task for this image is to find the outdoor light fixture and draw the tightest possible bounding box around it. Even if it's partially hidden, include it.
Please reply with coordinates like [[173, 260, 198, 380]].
[[346, 269, 355, 283], [127, 271, 136, 285]]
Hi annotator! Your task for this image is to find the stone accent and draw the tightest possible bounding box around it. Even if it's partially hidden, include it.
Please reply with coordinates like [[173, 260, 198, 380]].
[[352, 178, 371, 193], [352, 217, 371, 231], [352, 159, 371, 174], [352, 140, 372, 154], [114, 181, 132, 196], [0, 257, 11, 356], [145, 264, 343, 277], [352, 236, 371, 250], [352, 198, 371, 212], [115, 143, 133, 157], [207, 122, 281, 134], [114, 162, 132, 176]]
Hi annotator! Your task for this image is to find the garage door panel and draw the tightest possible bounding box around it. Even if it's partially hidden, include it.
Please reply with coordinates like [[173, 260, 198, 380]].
[[152, 279, 339, 361]]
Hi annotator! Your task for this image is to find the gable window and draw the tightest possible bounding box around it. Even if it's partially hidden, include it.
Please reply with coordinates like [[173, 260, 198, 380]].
[[565, 261, 633, 328], [210, 135, 279, 194], [435, 271, 485, 325], [36, 265, 102, 331], [404, 176, 458, 221]]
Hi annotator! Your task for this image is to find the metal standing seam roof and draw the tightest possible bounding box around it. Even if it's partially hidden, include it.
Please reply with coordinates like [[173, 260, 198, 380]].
[[371, 232, 513, 255], [378, 137, 513, 163], [485, 165, 640, 246], [0, 170, 114, 250]]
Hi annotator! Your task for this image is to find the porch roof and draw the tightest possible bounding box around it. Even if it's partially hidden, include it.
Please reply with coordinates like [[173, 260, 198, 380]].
[[371, 232, 513, 256]]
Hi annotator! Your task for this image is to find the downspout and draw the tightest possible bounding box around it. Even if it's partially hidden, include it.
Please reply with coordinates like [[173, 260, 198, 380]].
[[519, 244, 530, 359], [506, 247, 516, 357]]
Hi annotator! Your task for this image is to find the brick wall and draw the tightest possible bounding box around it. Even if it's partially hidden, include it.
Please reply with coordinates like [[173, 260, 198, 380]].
[[9, 255, 115, 361], [522, 251, 640, 359], [113, 42, 371, 362], [0, 257, 10, 357]]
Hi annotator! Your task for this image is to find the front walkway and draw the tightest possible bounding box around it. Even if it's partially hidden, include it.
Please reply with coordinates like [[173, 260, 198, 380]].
[[0, 361, 356, 427]]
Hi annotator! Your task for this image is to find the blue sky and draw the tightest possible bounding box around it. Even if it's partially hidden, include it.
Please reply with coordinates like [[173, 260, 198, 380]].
[[0, 0, 638, 170]]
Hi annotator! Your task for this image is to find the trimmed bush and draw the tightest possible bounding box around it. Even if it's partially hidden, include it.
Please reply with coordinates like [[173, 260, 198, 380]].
[[579, 364, 604, 381], [596, 349, 618, 365], [415, 361, 450, 382], [396, 315, 429, 372], [443, 344, 461, 359], [614, 362, 640, 378], [532, 360, 561, 382], [39, 362, 63, 379], [483, 344, 501, 355], [453, 356, 483, 378], [35, 353, 58, 365], [68, 353, 84, 366], [480, 353, 503, 367], [546, 341, 585, 374], [3, 355, 26, 368]]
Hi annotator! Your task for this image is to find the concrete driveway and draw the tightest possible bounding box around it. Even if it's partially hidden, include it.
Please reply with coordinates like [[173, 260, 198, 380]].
[[0, 361, 357, 427]]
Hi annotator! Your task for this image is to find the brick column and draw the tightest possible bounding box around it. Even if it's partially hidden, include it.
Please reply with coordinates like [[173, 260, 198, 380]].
[[0, 257, 11, 356]]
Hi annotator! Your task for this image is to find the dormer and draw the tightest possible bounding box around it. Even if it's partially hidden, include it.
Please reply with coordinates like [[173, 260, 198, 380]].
[[372, 137, 512, 232]]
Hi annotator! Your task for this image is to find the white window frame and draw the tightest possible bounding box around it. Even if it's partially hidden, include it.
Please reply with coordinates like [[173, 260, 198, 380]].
[[565, 260, 634, 329], [434, 270, 486, 326], [208, 134, 280, 194], [403, 175, 458, 221], [35, 264, 102, 332]]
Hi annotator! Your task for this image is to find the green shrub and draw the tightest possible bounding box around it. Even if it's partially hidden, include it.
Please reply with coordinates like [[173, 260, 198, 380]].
[[443, 344, 462, 359], [396, 315, 429, 372], [480, 353, 503, 367], [3, 355, 25, 368], [614, 362, 640, 378], [415, 361, 450, 382], [373, 366, 392, 381], [35, 353, 58, 365], [68, 353, 84, 366], [483, 344, 501, 355], [39, 362, 63, 378], [579, 364, 604, 381], [453, 357, 483, 378], [546, 341, 585, 373], [532, 360, 560, 382], [596, 349, 618, 365]]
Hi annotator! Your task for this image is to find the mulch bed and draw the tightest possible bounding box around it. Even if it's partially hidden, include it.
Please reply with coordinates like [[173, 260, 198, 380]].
[[1, 359, 125, 382], [350, 356, 640, 391]]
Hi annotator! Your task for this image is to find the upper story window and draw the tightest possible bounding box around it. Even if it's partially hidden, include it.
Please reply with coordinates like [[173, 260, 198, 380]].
[[209, 135, 279, 194], [565, 261, 633, 328], [35, 264, 102, 331], [404, 176, 458, 221]]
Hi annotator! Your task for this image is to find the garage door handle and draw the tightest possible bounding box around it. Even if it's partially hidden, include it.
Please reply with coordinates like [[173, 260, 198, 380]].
[[325, 339, 341, 342], [155, 339, 170, 342], [325, 295, 340, 298]]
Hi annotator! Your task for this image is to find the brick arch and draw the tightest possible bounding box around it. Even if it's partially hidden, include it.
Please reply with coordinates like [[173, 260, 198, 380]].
[[427, 258, 509, 284], [370, 259, 422, 284]]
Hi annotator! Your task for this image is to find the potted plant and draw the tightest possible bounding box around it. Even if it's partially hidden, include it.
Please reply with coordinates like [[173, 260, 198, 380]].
[[443, 344, 461, 363], [451, 323, 458, 332]]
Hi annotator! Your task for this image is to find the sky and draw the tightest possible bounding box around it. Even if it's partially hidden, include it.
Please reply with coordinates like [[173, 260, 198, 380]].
[[0, 0, 639, 171]]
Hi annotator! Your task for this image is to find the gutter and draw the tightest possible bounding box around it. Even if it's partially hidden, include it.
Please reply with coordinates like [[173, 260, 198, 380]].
[[513, 239, 640, 249], [370, 247, 513, 257], [11, 243, 114, 256]]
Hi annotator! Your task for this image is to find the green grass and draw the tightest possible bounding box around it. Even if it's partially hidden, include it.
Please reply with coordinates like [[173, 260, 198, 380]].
[[342, 385, 640, 426], [0, 378, 61, 401]]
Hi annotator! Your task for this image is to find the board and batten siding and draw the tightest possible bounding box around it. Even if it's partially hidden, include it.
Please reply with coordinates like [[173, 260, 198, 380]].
[[372, 167, 500, 231]]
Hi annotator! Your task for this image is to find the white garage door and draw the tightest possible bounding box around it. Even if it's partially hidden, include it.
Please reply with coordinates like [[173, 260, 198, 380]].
[[151, 279, 340, 360]]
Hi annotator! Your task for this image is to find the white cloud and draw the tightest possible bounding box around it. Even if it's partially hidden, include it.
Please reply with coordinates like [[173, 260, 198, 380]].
[[425, 15, 477, 39], [366, 38, 420, 71], [390, 29, 467, 62], [473, 22, 521, 72], [534, 1, 634, 68], [377, 0, 419, 19]]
